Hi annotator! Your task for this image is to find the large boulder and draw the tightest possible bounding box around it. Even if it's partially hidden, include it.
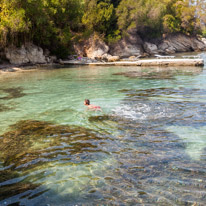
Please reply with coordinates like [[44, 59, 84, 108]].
[[202, 38, 206, 45], [102, 54, 120, 62], [109, 29, 144, 58], [74, 34, 109, 59], [158, 34, 206, 54], [143, 42, 158, 55], [5, 43, 47, 65]]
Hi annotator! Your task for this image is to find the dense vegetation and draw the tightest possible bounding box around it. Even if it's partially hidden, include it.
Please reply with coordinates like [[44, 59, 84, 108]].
[[0, 0, 205, 57]]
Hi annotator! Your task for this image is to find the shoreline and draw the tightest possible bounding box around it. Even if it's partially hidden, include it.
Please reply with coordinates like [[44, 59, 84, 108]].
[[0, 63, 61, 73], [0, 58, 204, 73], [62, 58, 204, 67]]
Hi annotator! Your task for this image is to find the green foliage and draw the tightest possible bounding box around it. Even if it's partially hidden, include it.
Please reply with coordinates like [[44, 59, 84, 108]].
[[202, 29, 206, 38], [163, 0, 200, 35], [107, 29, 121, 43], [0, 0, 205, 57], [0, 0, 83, 57], [0, 0, 30, 46], [82, 0, 114, 33], [163, 14, 181, 33], [116, 0, 202, 37], [116, 0, 167, 37], [22, 0, 84, 56], [196, 0, 206, 35]]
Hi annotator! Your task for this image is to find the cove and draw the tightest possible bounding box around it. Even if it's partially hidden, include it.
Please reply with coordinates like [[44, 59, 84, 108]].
[[0, 61, 206, 205]]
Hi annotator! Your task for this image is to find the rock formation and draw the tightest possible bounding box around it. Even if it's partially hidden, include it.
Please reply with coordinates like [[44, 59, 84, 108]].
[[5, 43, 47, 65], [74, 32, 206, 60], [158, 33, 206, 54], [2, 33, 206, 66], [74, 34, 109, 59], [109, 29, 143, 58], [143, 42, 159, 55]]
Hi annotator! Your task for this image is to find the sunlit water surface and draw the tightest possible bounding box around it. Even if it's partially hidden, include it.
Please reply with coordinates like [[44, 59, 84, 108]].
[[0, 55, 206, 205]]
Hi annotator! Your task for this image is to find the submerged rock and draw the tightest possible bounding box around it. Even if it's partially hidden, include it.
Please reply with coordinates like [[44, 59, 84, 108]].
[[0, 180, 40, 201], [113, 70, 174, 79], [0, 87, 25, 100], [113, 66, 202, 79], [0, 168, 40, 201], [0, 103, 11, 112], [0, 120, 102, 169]]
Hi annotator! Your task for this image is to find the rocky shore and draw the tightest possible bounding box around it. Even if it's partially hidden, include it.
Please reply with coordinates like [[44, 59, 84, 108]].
[[0, 33, 206, 72], [60, 58, 204, 67], [74, 32, 206, 61]]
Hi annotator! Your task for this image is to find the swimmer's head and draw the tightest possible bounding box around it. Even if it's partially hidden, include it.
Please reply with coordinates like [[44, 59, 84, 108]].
[[84, 99, 90, 105]]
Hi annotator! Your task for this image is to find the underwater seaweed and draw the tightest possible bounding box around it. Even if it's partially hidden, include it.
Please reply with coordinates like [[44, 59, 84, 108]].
[[0, 120, 103, 169]]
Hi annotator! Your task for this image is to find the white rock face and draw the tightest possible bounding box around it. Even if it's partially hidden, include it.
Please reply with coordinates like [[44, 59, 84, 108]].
[[107, 55, 120, 62], [85, 36, 109, 59], [158, 34, 206, 54], [5, 43, 47, 65], [74, 34, 109, 59], [109, 30, 143, 58], [26, 43, 46, 64], [202, 38, 206, 45], [143, 42, 158, 54]]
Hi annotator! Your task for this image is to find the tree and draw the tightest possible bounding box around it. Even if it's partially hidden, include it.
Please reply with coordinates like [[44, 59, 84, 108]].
[[163, 0, 200, 35], [116, 0, 167, 38], [82, 0, 114, 33], [0, 0, 83, 57], [195, 0, 206, 36], [0, 0, 29, 47]]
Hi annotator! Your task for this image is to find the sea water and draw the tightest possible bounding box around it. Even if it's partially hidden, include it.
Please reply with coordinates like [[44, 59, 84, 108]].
[[0, 55, 206, 205]]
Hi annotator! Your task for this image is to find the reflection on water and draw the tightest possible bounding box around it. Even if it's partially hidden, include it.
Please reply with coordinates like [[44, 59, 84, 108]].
[[0, 61, 206, 205], [113, 66, 203, 79]]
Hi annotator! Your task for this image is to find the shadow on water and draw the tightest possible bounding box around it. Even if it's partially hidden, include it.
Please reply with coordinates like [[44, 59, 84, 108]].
[[0, 87, 26, 100], [113, 66, 203, 79], [0, 87, 26, 112], [0, 104, 11, 112], [119, 87, 206, 99]]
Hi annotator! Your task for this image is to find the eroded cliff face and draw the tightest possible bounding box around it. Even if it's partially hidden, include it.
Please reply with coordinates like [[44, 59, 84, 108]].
[[73, 34, 109, 59], [109, 29, 144, 58], [158, 34, 206, 54], [73, 32, 206, 60], [2, 33, 206, 66], [5, 43, 47, 65]]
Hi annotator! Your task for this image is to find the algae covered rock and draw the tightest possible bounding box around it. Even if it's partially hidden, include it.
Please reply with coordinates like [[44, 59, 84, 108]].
[[0, 87, 25, 100], [0, 120, 101, 169]]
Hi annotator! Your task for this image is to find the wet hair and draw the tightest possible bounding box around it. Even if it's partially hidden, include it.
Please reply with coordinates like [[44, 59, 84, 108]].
[[84, 99, 90, 105]]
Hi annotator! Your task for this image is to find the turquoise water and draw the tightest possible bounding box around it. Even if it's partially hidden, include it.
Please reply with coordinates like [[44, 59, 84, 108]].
[[0, 57, 206, 205]]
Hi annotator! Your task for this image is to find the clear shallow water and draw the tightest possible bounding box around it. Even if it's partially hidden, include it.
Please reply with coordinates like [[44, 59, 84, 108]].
[[0, 58, 206, 205]]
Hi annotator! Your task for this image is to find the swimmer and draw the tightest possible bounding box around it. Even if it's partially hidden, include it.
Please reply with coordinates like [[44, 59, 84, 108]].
[[84, 99, 102, 111]]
